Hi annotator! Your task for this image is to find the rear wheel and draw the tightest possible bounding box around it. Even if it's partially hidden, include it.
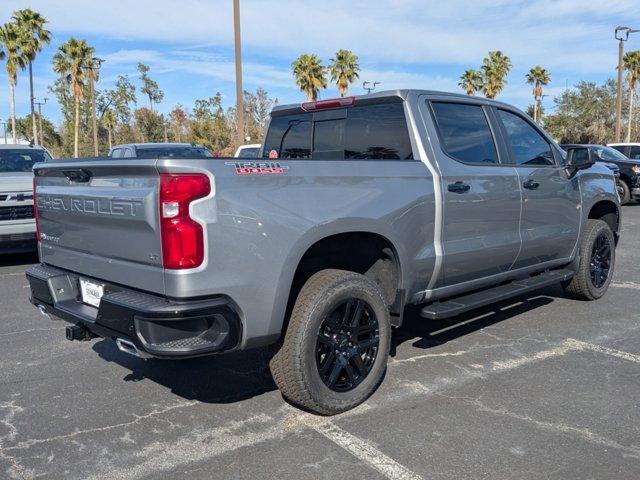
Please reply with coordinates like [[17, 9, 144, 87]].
[[563, 219, 615, 300], [270, 269, 391, 415]]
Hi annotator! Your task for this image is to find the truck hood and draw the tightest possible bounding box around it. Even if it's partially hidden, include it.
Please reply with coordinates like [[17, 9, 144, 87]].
[[0, 172, 33, 193]]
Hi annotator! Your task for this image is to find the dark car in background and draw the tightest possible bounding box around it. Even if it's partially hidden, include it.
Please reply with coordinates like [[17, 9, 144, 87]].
[[108, 143, 214, 159], [562, 144, 640, 204]]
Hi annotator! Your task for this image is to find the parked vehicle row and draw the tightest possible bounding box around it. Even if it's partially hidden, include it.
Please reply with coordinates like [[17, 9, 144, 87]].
[[27, 90, 620, 415]]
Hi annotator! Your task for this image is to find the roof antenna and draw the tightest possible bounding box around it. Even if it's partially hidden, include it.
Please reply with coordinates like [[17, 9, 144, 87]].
[[363, 81, 380, 94]]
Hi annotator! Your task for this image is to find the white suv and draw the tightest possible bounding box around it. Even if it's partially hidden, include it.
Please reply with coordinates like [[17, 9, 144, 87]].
[[608, 143, 640, 160]]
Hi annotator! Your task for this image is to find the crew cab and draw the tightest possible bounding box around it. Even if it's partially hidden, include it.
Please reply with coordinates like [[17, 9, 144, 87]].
[[27, 90, 620, 415]]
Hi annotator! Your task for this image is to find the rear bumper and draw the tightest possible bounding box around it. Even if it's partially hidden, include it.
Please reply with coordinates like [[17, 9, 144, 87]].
[[26, 263, 243, 359]]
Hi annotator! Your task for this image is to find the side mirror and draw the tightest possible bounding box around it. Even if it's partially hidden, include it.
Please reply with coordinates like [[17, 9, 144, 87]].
[[566, 147, 595, 171]]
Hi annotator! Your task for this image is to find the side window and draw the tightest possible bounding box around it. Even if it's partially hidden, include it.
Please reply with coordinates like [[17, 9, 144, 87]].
[[262, 114, 312, 159], [345, 103, 413, 160], [111, 148, 122, 158], [609, 145, 628, 156], [498, 110, 555, 166], [629, 146, 640, 160], [431, 102, 499, 165]]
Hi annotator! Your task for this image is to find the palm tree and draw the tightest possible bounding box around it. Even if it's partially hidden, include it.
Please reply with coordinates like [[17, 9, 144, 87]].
[[13, 9, 51, 145], [292, 54, 327, 101], [329, 49, 360, 97], [0, 22, 26, 144], [459, 69, 484, 96], [623, 50, 640, 142], [52, 38, 94, 157], [525, 66, 551, 123], [481, 51, 511, 99]]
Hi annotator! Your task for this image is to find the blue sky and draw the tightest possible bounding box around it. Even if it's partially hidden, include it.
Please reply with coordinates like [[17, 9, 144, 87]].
[[2, 0, 640, 125]]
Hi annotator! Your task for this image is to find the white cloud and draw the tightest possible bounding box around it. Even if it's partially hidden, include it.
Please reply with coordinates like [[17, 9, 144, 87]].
[[5, 0, 638, 72]]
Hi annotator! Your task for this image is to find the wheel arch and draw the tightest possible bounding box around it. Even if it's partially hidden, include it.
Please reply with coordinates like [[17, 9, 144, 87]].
[[588, 199, 620, 242], [269, 223, 407, 342]]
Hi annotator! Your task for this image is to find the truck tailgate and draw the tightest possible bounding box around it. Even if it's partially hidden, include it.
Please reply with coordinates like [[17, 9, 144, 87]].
[[34, 159, 165, 294]]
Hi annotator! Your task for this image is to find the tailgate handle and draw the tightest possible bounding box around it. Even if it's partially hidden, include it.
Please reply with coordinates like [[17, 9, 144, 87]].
[[63, 169, 92, 183]]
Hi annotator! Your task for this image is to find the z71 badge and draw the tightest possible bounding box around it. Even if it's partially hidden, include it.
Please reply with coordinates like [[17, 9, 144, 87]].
[[225, 161, 288, 175]]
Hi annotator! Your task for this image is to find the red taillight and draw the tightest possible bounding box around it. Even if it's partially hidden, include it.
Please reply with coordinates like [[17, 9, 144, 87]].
[[159, 173, 211, 270], [33, 176, 40, 242], [301, 96, 355, 111]]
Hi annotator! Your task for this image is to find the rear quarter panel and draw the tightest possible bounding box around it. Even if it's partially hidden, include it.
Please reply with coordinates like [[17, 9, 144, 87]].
[[158, 158, 436, 348]]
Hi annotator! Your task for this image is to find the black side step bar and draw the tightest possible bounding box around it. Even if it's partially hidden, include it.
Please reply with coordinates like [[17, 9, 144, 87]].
[[420, 269, 575, 320]]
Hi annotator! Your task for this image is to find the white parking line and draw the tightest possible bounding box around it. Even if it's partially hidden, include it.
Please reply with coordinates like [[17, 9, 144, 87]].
[[565, 338, 640, 364], [612, 281, 640, 290], [311, 422, 424, 480]]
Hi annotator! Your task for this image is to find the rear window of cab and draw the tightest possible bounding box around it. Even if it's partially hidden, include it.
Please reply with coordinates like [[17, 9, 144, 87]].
[[262, 102, 414, 160]]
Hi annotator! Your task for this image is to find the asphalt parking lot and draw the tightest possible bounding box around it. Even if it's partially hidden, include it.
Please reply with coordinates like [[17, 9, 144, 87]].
[[1, 209, 639, 480]]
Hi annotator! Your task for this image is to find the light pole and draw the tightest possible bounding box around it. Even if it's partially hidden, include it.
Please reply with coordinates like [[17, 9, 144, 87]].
[[233, 0, 244, 150], [34, 98, 47, 146], [84, 57, 105, 156], [615, 26, 638, 142]]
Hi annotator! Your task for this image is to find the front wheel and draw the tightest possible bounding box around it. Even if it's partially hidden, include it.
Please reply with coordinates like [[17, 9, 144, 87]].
[[619, 180, 631, 205], [270, 269, 391, 415], [563, 219, 615, 300]]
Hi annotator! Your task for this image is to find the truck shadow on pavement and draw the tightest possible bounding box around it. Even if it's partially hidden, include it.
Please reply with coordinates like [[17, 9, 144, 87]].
[[391, 285, 563, 356], [0, 251, 38, 267], [91, 285, 565, 406]]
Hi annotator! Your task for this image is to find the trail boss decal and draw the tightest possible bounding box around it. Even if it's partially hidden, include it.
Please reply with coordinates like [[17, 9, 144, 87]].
[[226, 161, 288, 175]]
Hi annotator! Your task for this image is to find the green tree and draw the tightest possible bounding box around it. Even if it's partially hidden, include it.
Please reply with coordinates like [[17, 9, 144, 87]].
[[544, 80, 621, 144], [525, 66, 551, 123], [134, 107, 164, 142], [98, 74, 137, 148], [137, 62, 164, 111], [13, 9, 51, 144], [459, 69, 484, 96], [623, 50, 640, 142], [0, 22, 27, 143], [15, 113, 61, 150], [481, 51, 511, 99], [242, 87, 277, 143], [292, 54, 326, 101], [329, 49, 360, 97], [52, 38, 95, 157], [189, 94, 232, 152], [169, 105, 188, 142]]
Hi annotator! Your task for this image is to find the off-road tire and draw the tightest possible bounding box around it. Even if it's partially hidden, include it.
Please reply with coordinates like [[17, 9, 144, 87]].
[[563, 219, 615, 300], [270, 269, 391, 415]]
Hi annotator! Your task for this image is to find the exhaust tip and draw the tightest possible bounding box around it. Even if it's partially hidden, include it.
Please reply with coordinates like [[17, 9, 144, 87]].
[[37, 304, 51, 320], [116, 338, 142, 358]]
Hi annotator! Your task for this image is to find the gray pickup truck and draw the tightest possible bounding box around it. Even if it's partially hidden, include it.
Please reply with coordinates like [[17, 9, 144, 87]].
[[27, 90, 620, 415]]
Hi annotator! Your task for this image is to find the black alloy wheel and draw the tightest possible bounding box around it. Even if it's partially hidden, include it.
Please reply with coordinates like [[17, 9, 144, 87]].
[[315, 298, 379, 392], [589, 233, 611, 289]]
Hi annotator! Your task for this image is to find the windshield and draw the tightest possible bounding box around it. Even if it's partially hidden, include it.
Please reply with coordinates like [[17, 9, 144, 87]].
[[238, 147, 260, 158], [593, 146, 630, 162], [134, 146, 213, 159], [0, 149, 52, 173]]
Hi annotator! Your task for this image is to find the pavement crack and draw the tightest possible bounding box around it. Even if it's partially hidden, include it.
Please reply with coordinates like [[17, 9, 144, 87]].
[[437, 393, 640, 460]]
